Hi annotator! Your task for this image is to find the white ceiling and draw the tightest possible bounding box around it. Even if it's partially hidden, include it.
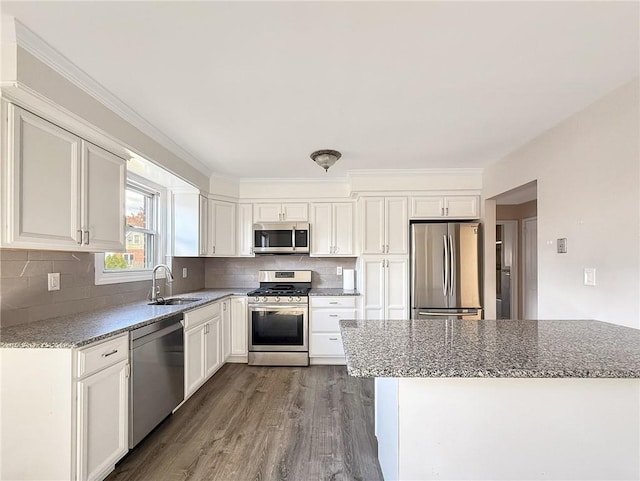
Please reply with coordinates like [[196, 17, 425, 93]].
[[2, 1, 638, 180]]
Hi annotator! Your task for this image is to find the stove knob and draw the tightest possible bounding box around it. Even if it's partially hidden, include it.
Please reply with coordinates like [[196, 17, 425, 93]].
[[295, 296, 301, 302], [260, 296, 267, 303], [275, 296, 280, 303], [288, 296, 294, 303]]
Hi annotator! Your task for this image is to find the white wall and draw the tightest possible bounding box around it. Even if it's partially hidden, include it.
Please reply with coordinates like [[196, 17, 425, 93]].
[[483, 78, 640, 328]]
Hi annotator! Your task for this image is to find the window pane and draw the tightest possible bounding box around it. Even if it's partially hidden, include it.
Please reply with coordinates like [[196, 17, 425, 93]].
[[126, 190, 148, 229]]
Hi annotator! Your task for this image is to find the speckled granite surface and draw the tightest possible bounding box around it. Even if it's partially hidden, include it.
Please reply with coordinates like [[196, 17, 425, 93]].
[[340, 319, 640, 378], [0, 289, 251, 349], [309, 288, 360, 296]]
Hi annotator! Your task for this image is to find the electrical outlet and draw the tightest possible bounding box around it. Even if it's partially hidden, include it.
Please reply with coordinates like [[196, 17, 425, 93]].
[[48, 272, 60, 291], [337, 266, 343, 276], [182, 267, 188, 278], [557, 238, 567, 253]]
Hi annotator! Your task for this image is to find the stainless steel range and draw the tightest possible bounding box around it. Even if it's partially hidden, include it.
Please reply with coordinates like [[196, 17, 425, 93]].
[[247, 270, 311, 366]]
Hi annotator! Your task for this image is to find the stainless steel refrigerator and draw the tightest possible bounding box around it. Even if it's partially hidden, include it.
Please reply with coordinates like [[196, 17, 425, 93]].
[[411, 222, 482, 320]]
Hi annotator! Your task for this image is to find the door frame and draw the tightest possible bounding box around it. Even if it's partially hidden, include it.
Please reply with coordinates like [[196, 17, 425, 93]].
[[521, 216, 538, 319], [496, 220, 518, 319]]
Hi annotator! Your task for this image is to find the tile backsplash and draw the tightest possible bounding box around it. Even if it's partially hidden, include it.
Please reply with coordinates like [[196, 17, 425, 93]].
[[204, 256, 357, 289], [0, 249, 207, 329]]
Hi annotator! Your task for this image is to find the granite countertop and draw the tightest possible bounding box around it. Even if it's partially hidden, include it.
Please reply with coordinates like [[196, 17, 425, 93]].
[[309, 288, 360, 296], [0, 288, 252, 349], [340, 319, 640, 379]]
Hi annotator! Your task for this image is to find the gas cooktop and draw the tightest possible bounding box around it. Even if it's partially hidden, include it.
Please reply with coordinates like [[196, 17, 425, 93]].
[[247, 286, 311, 297]]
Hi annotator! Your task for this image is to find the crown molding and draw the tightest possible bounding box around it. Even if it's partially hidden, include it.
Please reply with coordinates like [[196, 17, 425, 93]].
[[11, 18, 213, 177], [347, 168, 484, 177], [239, 176, 350, 184]]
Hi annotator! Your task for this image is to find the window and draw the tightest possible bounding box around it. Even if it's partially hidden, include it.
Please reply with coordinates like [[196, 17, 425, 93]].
[[95, 173, 166, 285]]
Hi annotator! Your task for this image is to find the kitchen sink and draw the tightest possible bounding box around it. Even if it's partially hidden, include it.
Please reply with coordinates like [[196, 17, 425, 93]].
[[148, 297, 202, 306]]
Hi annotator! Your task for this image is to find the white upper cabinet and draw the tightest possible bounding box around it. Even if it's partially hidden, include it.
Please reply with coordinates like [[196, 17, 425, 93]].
[[360, 197, 408, 255], [410, 195, 479, 219], [2, 104, 125, 251], [209, 199, 236, 256], [253, 202, 308, 222], [310, 202, 354, 256], [237, 203, 254, 256]]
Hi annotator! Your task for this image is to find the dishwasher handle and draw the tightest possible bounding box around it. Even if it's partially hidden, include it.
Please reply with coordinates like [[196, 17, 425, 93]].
[[131, 315, 184, 349]]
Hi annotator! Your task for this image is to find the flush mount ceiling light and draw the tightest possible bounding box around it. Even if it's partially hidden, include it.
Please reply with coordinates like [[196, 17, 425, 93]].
[[310, 149, 341, 172]]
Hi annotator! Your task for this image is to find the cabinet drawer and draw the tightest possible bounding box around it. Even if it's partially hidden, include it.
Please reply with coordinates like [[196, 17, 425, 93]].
[[310, 296, 356, 308], [310, 309, 356, 332], [310, 333, 345, 357], [76, 333, 128, 379], [184, 301, 221, 329]]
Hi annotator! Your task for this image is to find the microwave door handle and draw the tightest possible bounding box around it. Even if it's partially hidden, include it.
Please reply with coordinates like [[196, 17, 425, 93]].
[[292, 226, 296, 252]]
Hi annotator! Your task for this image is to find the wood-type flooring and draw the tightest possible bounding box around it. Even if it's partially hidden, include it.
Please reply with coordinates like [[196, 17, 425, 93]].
[[107, 364, 384, 481]]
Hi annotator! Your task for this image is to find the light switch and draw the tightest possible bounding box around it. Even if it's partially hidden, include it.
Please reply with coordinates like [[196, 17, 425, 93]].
[[182, 267, 188, 278], [48, 272, 60, 291], [337, 266, 343, 276], [557, 238, 567, 253], [584, 268, 596, 286]]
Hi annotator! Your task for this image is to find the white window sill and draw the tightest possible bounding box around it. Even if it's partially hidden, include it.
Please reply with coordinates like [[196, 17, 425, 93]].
[[94, 254, 168, 285]]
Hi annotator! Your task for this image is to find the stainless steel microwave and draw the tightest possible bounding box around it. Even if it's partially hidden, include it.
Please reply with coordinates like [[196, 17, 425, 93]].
[[253, 223, 310, 254]]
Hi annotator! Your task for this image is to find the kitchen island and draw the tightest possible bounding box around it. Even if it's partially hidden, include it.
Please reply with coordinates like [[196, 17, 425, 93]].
[[340, 319, 640, 481]]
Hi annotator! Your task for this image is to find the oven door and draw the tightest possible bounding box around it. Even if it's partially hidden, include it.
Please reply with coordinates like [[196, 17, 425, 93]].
[[249, 305, 308, 352]]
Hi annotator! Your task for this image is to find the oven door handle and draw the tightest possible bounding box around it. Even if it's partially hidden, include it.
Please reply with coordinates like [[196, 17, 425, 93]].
[[248, 305, 307, 311]]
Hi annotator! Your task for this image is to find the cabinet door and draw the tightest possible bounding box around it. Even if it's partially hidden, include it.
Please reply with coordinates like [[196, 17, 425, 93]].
[[184, 324, 206, 399], [361, 256, 386, 320], [199, 195, 209, 256], [445, 196, 479, 218], [385, 197, 408, 255], [83, 142, 126, 251], [310, 203, 332, 256], [237, 203, 254, 256], [360, 197, 385, 255], [222, 300, 231, 361], [332, 202, 354, 255], [410, 196, 445, 218], [6, 105, 83, 248], [253, 203, 282, 222], [385, 257, 409, 320], [282, 203, 308, 221], [204, 317, 222, 378], [76, 360, 128, 481], [210, 200, 236, 256], [230, 297, 248, 357]]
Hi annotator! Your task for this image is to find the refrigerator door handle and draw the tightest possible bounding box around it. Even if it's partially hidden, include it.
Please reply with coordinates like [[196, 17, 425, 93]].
[[449, 234, 455, 298], [418, 310, 480, 318], [443, 235, 449, 297]]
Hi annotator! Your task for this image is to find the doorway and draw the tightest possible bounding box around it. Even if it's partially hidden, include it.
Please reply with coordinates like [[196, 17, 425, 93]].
[[496, 221, 517, 319]]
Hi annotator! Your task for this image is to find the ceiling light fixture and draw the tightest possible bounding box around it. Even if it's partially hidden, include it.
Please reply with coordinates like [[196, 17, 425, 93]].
[[310, 149, 341, 172]]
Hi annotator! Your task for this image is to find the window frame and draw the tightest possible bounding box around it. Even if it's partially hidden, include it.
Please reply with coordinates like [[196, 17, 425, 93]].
[[94, 173, 168, 285]]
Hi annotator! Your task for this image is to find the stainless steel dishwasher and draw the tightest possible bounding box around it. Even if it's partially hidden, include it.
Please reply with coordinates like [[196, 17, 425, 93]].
[[129, 313, 184, 448]]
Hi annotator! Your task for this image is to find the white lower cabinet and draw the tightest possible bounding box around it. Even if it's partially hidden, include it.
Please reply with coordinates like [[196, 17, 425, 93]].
[[0, 333, 130, 481], [360, 256, 409, 320], [309, 296, 358, 365], [229, 296, 248, 362], [221, 299, 231, 361], [184, 301, 223, 400]]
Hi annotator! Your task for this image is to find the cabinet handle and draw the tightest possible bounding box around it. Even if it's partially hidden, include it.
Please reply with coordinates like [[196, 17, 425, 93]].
[[445, 207, 449, 216], [441, 207, 444, 216], [77, 230, 83, 245], [212, 245, 216, 254], [381, 245, 385, 253], [329, 337, 338, 341], [83, 230, 89, 245], [329, 314, 339, 317], [329, 301, 338, 305], [102, 349, 118, 357], [386, 244, 389, 253]]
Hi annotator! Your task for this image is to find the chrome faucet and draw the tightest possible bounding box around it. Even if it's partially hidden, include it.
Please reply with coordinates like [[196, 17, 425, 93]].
[[149, 264, 174, 302]]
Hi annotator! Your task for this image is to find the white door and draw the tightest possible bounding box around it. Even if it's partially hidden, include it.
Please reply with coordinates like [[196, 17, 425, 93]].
[[230, 297, 248, 357], [332, 203, 354, 255], [522, 217, 538, 319], [360, 197, 385, 254], [204, 317, 222, 378], [7, 105, 83, 248], [184, 324, 206, 398], [385, 197, 408, 254], [386, 257, 409, 319], [253, 203, 282, 222], [310, 203, 332, 255], [362, 256, 386, 319], [222, 300, 231, 361], [210, 200, 236, 256], [82, 142, 126, 251], [237, 203, 254, 256], [76, 360, 128, 481]]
